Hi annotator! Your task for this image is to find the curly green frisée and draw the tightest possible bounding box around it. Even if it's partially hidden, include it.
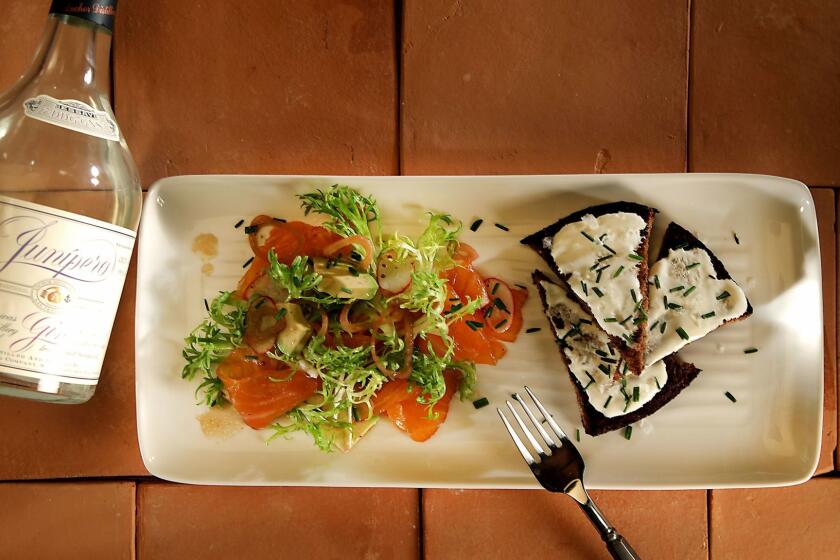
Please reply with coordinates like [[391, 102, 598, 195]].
[[182, 185, 528, 451]]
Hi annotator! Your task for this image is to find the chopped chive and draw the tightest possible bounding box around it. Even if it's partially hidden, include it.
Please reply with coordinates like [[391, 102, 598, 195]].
[[243, 225, 258, 234], [603, 395, 613, 408], [604, 317, 618, 323], [686, 262, 701, 270], [623, 426, 633, 440], [598, 364, 612, 376], [590, 261, 600, 271], [612, 265, 624, 278], [701, 311, 716, 319], [595, 350, 609, 358], [580, 231, 596, 242], [733, 231, 740, 245], [348, 267, 360, 277], [654, 275, 661, 289], [628, 253, 644, 261], [598, 255, 613, 262], [676, 327, 690, 340], [581, 281, 588, 296], [340, 287, 353, 294], [491, 283, 500, 295], [585, 372, 597, 385], [493, 298, 509, 312], [608, 345, 615, 356], [668, 303, 683, 310], [623, 400, 630, 412], [599, 233, 608, 242], [254, 298, 266, 309], [630, 288, 638, 302], [601, 357, 617, 364], [683, 285, 696, 297], [633, 386, 640, 402], [592, 287, 604, 298], [595, 269, 604, 283], [242, 256, 254, 268], [724, 391, 737, 403], [515, 283, 528, 291], [446, 303, 464, 314], [669, 286, 684, 293], [621, 333, 634, 343], [525, 327, 541, 334], [576, 429, 581, 442], [470, 219, 483, 232], [619, 315, 633, 325], [622, 362, 629, 374], [472, 397, 490, 409], [603, 244, 616, 255], [663, 295, 668, 307], [494, 318, 508, 329], [275, 308, 287, 321], [583, 380, 594, 390], [620, 386, 630, 401], [465, 320, 484, 331], [744, 347, 758, 354], [649, 320, 660, 331], [234, 219, 245, 229], [495, 223, 510, 232], [203, 298, 209, 312], [655, 377, 661, 389], [350, 251, 363, 261], [660, 321, 667, 334], [272, 217, 287, 223], [483, 306, 494, 319], [717, 290, 731, 300]]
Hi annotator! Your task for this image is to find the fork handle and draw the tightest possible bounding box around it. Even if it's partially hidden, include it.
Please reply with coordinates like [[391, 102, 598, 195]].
[[579, 498, 641, 560]]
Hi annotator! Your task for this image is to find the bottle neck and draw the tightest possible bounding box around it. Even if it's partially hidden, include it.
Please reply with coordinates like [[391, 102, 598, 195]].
[[27, 14, 112, 95]]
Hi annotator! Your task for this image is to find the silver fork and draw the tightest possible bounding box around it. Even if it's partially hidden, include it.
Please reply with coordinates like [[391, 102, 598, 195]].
[[498, 386, 640, 560]]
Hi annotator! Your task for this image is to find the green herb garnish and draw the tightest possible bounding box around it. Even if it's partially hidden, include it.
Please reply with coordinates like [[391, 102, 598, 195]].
[[701, 311, 716, 319], [470, 219, 483, 232], [472, 397, 490, 409], [724, 391, 737, 403], [717, 291, 731, 300], [683, 285, 696, 297], [744, 347, 758, 354], [676, 327, 690, 340]]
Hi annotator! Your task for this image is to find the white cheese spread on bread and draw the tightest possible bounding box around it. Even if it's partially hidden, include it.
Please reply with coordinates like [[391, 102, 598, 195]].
[[541, 279, 666, 418], [548, 212, 646, 340], [645, 248, 748, 366]]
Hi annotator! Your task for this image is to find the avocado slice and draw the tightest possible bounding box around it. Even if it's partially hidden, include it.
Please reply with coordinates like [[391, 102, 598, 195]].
[[312, 257, 378, 300], [274, 303, 312, 356]]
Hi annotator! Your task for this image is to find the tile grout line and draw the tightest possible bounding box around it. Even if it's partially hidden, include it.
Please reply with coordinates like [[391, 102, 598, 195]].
[[684, 0, 694, 173], [394, 0, 404, 176], [418, 488, 425, 559], [706, 490, 712, 560]]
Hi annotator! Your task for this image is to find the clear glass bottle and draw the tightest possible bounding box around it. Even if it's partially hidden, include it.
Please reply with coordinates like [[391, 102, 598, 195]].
[[0, 1, 141, 404]]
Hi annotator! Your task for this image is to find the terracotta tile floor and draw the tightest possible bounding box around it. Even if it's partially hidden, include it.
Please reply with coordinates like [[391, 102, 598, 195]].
[[1, 2, 838, 558]]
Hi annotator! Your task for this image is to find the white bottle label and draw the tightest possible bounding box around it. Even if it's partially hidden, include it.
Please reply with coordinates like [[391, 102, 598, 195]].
[[0, 195, 134, 385], [23, 95, 120, 142]]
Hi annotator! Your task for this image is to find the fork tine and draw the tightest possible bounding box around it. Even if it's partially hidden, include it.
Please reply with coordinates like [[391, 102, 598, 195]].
[[505, 400, 546, 456], [512, 392, 557, 449], [497, 408, 535, 465], [524, 386, 569, 441]]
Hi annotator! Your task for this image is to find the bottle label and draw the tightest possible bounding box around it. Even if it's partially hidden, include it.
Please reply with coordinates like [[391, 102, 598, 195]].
[[23, 95, 120, 142], [0, 195, 135, 385], [50, 1, 117, 32]]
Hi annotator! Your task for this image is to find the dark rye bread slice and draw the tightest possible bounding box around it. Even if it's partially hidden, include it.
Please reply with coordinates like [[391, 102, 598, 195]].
[[532, 270, 702, 436], [658, 222, 753, 320], [521, 201, 657, 375]]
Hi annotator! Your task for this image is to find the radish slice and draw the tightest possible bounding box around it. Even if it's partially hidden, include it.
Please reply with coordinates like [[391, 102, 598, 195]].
[[483, 278, 514, 333], [377, 249, 415, 295], [244, 297, 283, 354]]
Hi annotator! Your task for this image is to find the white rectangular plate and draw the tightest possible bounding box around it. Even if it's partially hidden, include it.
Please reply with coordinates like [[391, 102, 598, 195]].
[[136, 174, 823, 489]]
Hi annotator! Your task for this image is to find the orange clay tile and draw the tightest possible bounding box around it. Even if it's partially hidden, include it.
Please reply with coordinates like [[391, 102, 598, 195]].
[[401, 1, 689, 174], [711, 478, 840, 558], [690, 2, 840, 185], [0, 251, 147, 479], [811, 189, 837, 474], [0, 1, 50, 91], [138, 483, 419, 559], [114, 1, 398, 185], [0, 482, 135, 559], [424, 489, 706, 559]]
